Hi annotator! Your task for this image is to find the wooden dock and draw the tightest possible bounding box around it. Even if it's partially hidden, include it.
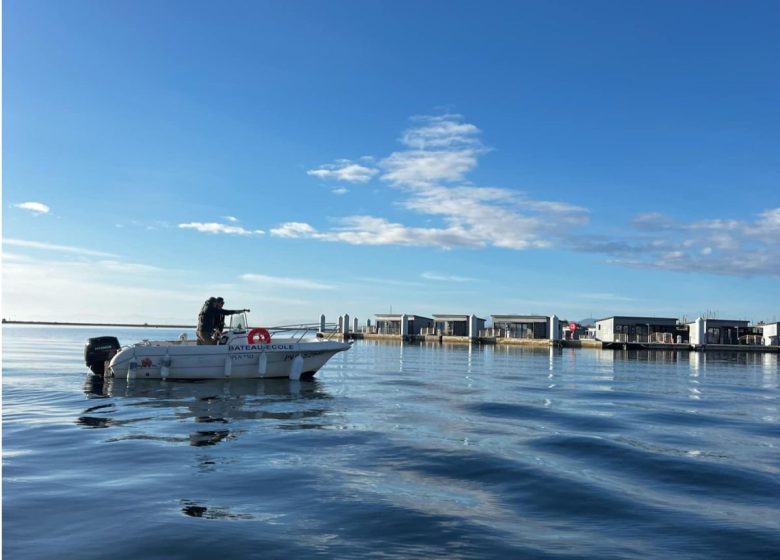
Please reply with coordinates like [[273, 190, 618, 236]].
[[344, 332, 779, 353]]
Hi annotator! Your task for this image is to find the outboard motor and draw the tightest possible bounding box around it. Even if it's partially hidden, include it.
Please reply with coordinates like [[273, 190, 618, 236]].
[[84, 336, 121, 375]]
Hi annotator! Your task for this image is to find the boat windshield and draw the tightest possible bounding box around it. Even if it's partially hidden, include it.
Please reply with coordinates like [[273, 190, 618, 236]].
[[229, 312, 248, 332]]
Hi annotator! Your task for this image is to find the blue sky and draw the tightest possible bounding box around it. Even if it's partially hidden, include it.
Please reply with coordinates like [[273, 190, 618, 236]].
[[4, 0, 779, 326]]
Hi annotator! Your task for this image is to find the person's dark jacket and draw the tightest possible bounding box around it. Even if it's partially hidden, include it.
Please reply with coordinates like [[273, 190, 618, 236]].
[[197, 300, 243, 335]]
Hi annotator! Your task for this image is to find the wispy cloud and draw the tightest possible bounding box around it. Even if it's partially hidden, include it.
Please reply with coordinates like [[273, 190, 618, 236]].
[[754, 207, 780, 232], [400, 114, 482, 150], [114, 219, 172, 231], [292, 113, 778, 278], [354, 276, 427, 288], [380, 114, 485, 187], [240, 273, 336, 290], [270, 216, 481, 248], [1, 246, 317, 323], [179, 222, 264, 236], [291, 114, 589, 250], [307, 159, 379, 183], [580, 208, 780, 277], [2, 253, 203, 323], [269, 222, 317, 238], [381, 149, 480, 187], [13, 202, 50, 215], [3, 238, 118, 258], [96, 260, 163, 274], [421, 271, 475, 283]]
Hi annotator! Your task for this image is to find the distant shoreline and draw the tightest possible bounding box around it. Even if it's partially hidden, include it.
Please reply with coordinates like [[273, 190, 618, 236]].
[[2, 320, 194, 329]]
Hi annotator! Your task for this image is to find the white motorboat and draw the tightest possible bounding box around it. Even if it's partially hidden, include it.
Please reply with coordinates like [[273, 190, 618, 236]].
[[84, 313, 351, 381]]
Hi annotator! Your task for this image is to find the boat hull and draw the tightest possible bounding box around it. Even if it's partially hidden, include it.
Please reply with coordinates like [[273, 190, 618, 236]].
[[108, 339, 350, 380]]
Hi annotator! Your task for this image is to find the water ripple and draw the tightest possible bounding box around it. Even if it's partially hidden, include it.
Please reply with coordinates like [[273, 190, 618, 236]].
[[3, 327, 779, 559]]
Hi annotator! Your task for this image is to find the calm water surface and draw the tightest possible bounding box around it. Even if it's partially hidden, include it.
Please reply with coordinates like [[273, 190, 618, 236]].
[[3, 325, 779, 559]]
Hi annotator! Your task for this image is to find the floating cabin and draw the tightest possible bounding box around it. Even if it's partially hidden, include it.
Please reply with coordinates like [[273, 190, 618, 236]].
[[759, 322, 780, 346], [373, 314, 433, 336], [432, 314, 486, 338], [490, 315, 560, 340], [686, 318, 754, 345], [594, 316, 680, 343]]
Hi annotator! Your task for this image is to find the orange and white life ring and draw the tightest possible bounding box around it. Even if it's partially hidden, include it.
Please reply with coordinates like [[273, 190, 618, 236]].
[[247, 328, 272, 344]]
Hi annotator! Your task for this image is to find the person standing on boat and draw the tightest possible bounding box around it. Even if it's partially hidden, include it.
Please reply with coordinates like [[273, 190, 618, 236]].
[[213, 296, 249, 335], [196, 297, 249, 345]]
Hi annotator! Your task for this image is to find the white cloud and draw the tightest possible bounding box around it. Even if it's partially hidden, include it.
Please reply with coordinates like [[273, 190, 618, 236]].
[[749, 207, 780, 234], [3, 238, 118, 258], [13, 202, 50, 215], [332, 187, 349, 195], [295, 114, 590, 252], [596, 207, 780, 277], [399, 184, 588, 250], [400, 114, 481, 150], [269, 222, 317, 238], [2, 252, 34, 263], [688, 218, 741, 233], [240, 273, 336, 290], [307, 159, 379, 183], [298, 114, 778, 279], [178, 222, 264, 236], [223, 215, 239, 223], [354, 276, 427, 288], [421, 272, 475, 283], [381, 149, 479, 187], [1, 253, 203, 323], [114, 219, 172, 231], [270, 217, 482, 249], [1, 249, 324, 324], [380, 114, 486, 187], [327, 216, 480, 248], [96, 260, 163, 274]]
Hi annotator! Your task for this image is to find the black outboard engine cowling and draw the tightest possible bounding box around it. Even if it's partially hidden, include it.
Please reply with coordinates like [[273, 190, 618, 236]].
[[85, 336, 121, 375]]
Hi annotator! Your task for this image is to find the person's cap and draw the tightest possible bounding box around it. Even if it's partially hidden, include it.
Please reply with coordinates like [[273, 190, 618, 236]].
[[216, 297, 224, 303]]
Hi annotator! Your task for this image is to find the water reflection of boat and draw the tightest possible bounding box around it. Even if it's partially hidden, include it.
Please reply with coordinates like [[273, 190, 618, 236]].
[[80, 374, 334, 445]]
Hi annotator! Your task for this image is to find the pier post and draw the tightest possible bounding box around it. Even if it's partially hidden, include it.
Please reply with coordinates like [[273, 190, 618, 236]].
[[691, 317, 704, 346], [549, 315, 560, 342]]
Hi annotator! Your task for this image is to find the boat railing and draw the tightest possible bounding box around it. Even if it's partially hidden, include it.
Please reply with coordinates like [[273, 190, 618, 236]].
[[260, 323, 343, 343]]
